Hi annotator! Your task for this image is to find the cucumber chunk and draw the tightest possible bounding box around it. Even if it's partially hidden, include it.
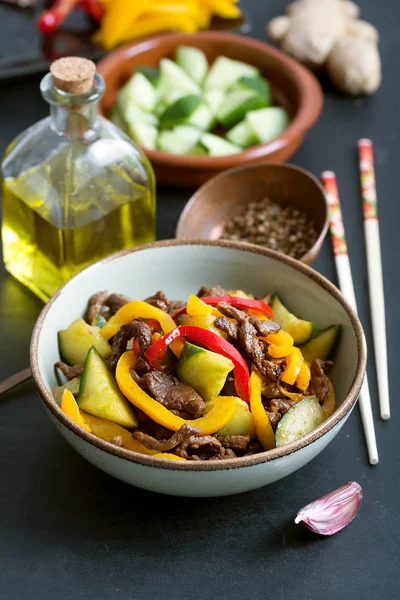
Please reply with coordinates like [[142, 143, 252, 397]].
[[300, 325, 340, 363], [271, 295, 315, 344], [204, 56, 260, 92], [158, 126, 201, 155], [217, 398, 256, 437], [226, 120, 258, 148], [129, 123, 158, 150], [158, 58, 201, 104], [135, 66, 160, 87], [275, 396, 325, 447], [176, 342, 234, 401], [217, 90, 267, 129], [123, 103, 159, 127], [175, 46, 208, 86], [58, 318, 111, 365], [186, 103, 214, 131], [246, 107, 291, 144], [204, 89, 225, 115], [78, 347, 137, 429], [118, 72, 158, 112], [200, 133, 241, 156], [159, 95, 204, 129], [52, 377, 80, 406], [235, 76, 272, 105]]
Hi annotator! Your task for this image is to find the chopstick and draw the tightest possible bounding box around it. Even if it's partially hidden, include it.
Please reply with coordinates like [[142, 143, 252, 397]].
[[0, 367, 32, 396], [358, 139, 390, 420], [321, 171, 379, 465]]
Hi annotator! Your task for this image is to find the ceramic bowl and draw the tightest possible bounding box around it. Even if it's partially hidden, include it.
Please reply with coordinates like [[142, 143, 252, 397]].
[[97, 32, 323, 187], [30, 240, 365, 497], [176, 162, 329, 265]]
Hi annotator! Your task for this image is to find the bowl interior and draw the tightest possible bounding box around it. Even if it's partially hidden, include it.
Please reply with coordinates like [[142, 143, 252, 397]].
[[176, 163, 328, 263], [35, 242, 360, 419], [100, 33, 305, 121]]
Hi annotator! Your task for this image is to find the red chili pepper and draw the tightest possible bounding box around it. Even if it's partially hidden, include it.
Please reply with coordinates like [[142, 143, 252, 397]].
[[172, 296, 274, 320], [144, 325, 250, 402], [37, 0, 79, 34]]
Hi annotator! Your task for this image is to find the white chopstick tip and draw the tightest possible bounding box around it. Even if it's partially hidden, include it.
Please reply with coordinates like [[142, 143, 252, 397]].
[[358, 138, 372, 147], [321, 170, 336, 179], [381, 411, 390, 420], [369, 456, 379, 466]]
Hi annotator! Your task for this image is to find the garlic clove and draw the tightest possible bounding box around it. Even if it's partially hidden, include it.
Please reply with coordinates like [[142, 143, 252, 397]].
[[295, 482, 363, 536]]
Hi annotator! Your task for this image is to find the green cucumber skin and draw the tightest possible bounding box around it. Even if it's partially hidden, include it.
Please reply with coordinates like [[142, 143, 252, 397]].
[[136, 66, 160, 87], [236, 76, 272, 105], [275, 396, 325, 447], [270, 295, 315, 345], [159, 95, 204, 129], [300, 325, 340, 363]]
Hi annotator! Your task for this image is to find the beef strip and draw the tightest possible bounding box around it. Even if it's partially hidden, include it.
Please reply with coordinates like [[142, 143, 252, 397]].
[[175, 434, 225, 460], [265, 398, 296, 431], [143, 371, 205, 418], [260, 373, 286, 399], [215, 316, 239, 340], [104, 293, 129, 315], [137, 420, 173, 440], [216, 302, 280, 336], [168, 300, 186, 315], [55, 361, 83, 379], [221, 372, 236, 396], [87, 290, 109, 323], [197, 285, 228, 298], [309, 359, 333, 402], [108, 320, 152, 371], [245, 439, 263, 455], [144, 291, 169, 312], [134, 424, 200, 451], [217, 435, 251, 452]]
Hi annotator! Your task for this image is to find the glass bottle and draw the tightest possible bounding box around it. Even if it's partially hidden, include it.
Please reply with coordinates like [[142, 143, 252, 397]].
[[1, 57, 156, 302]]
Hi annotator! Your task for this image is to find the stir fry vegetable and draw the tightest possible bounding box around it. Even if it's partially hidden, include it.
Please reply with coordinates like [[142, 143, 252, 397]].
[[54, 286, 339, 461]]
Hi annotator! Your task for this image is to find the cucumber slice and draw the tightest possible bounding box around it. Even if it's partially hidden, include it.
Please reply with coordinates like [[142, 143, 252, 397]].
[[187, 104, 214, 131], [275, 396, 325, 447], [189, 144, 208, 156], [129, 123, 158, 150], [158, 126, 201, 155], [58, 318, 111, 365], [271, 295, 315, 344], [246, 107, 291, 144], [226, 120, 258, 148], [200, 133, 241, 156], [78, 347, 137, 429], [159, 95, 204, 129], [158, 58, 201, 104], [204, 89, 225, 115], [175, 45, 208, 86], [217, 90, 267, 129], [135, 66, 160, 87], [52, 377, 80, 406], [91, 313, 107, 328], [300, 325, 340, 363], [204, 56, 260, 92], [154, 101, 168, 117], [123, 103, 159, 127], [235, 76, 272, 105], [118, 72, 158, 112]]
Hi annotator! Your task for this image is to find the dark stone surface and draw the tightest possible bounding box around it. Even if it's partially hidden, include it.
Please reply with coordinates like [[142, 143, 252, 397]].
[[0, 1, 399, 599]]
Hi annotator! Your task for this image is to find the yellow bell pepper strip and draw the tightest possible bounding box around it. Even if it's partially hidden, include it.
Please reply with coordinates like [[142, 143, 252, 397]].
[[61, 389, 91, 432], [201, 0, 241, 19], [281, 347, 304, 385], [152, 453, 186, 461], [95, 0, 148, 50], [249, 370, 275, 450], [296, 361, 311, 391], [172, 295, 274, 319], [277, 377, 306, 402], [101, 300, 184, 356], [264, 329, 294, 359], [116, 350, 236, 433], [144, 325, 250, 402], [186, 294, 221, 318]]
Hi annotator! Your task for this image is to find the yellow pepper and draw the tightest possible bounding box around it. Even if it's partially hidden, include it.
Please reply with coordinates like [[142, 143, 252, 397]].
[[186, 294, 221, 317], [281, 347, 304, 385], [296, 362, 311, 391], [101, 300, 184, 356], [249, 370, 275, 450], [116, 350, 236, 434], [152, 453, 186, 461], [277, 377, 306, 402], [264, 329, 294, 358], [200, 0, 241, 19], [61, 389, 91, 432], [95, 0, 148, 50]]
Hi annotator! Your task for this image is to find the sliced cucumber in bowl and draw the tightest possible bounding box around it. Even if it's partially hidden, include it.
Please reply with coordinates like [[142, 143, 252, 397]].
[[159, 95, 204, 129], [300, 325, 340, 363], [275, 396, 325, 447], [158, 58, 201, 104], [217, 89, 267, 129], [204, 56, 260, 92], [226, 120, 258, 148], [246, 107, 291, 144], [271, 295, 316, 345], [200, 133, 241, 157], [158, 126, 202, 155], [175, 46, 208, 86]]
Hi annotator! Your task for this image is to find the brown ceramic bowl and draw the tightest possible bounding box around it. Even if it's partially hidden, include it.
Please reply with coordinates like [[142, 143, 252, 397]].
[[97, 32, 323, 187], [176, 162, 329, 265]]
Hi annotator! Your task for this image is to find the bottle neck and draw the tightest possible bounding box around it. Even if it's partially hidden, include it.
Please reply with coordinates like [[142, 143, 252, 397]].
[[50, 102, 99, 141], [40, 71, 105, 142]]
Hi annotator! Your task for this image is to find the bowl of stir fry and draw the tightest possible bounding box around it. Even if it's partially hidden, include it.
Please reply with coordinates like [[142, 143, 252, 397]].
[[30, 240, 366, 497]]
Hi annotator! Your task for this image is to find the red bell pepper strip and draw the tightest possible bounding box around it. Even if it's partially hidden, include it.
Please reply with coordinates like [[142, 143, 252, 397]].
[[172, 296, 274, 320], [144, 325, 250, 403]]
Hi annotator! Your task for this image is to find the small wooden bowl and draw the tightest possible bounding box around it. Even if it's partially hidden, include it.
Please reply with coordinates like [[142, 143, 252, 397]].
[[97, 32, 323, 187], [176, 162, 329, 265]]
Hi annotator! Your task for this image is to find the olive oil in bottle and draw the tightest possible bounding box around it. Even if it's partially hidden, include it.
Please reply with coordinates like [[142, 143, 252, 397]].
[[1, 57, 156, 302]]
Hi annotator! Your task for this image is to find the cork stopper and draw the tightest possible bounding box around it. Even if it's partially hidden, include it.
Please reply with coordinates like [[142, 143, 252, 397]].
[[50, 57, 96, 94]]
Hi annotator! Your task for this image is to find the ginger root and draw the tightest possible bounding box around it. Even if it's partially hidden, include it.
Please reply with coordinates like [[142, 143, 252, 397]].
[[266, 0, 381, 96]]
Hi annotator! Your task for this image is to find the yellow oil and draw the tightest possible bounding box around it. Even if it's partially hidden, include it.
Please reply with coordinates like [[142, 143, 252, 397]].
[[2, 167, 155, 302]]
